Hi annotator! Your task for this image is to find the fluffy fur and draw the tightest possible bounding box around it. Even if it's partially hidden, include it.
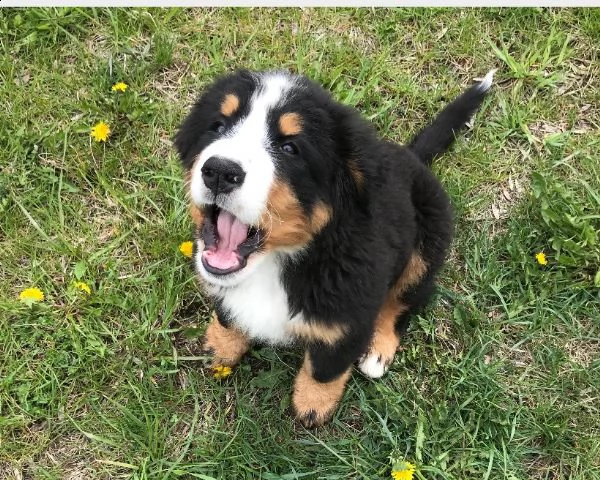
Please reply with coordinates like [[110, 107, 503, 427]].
[[174, 69, 493, 427]]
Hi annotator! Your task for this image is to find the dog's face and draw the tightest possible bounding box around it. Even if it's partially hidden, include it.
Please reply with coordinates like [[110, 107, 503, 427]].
[[175, 71, 347, 287]]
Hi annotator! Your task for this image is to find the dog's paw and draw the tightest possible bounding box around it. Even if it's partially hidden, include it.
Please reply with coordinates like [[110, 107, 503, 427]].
[[358, 351, 392, 378], [294, 407, 333, 429], [201, 335, 245, 367], [292, 391, 338, 429], [202, 315, 250, 367], [292, 362, 350, 428], [358, 326, 399, 378]]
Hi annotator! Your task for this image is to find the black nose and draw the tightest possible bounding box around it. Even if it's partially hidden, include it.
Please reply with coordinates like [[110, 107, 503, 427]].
[[201, 157, 246, 195]]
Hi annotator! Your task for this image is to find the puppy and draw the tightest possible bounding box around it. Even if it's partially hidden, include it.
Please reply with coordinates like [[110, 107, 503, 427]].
[[174, 69, 493, 427]]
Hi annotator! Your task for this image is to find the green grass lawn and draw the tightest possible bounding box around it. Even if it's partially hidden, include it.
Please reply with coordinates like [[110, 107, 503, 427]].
[[1, 7, 599, 480]]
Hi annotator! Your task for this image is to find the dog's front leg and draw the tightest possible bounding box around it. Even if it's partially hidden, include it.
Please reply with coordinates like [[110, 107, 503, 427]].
[[202, 312, 250, 367], [292, 345, 354, 428]]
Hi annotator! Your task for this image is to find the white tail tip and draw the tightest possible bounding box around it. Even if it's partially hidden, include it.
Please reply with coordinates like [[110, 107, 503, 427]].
[[477, 68, 497, 92]]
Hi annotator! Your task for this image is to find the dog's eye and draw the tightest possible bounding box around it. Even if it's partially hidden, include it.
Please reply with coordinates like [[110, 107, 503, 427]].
[[211, 121, 226, 134], [281, 142, 298, 155]]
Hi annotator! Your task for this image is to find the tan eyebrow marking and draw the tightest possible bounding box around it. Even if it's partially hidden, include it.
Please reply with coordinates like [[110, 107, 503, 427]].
[[220, 94, 240, 117], [279, 112, 303, 136]]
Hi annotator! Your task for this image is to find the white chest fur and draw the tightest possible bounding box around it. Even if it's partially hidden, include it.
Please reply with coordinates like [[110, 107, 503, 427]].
[[208, 254, 302, 345]]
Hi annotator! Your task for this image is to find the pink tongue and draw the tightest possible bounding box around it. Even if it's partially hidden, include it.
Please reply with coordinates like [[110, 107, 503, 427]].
[[203, 210, 249, 270]]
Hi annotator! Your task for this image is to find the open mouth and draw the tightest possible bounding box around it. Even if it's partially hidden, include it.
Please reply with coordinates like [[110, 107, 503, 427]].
[[200, 205, 263, 275]]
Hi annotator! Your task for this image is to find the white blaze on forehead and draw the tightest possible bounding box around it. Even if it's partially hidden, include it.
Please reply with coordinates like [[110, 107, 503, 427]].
[[189, 72, 296, 226]]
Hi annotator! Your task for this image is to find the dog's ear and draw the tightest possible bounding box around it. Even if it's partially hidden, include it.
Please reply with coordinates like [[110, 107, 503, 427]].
[[327, 102, 376, 209], [173, 112, 199, 170], [173, 70, 255, 169], [173, 88, 216, 170]]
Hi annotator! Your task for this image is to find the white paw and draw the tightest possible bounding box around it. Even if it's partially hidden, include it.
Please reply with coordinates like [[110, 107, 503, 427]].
[[358, 353, 389, 379]]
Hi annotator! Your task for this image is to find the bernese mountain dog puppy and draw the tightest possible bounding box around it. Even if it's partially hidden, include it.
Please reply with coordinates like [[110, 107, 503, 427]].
[[174, 69, 493, 428]]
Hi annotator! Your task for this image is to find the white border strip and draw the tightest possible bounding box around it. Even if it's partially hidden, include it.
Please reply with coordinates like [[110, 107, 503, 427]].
[[3, 1, 600, 6]]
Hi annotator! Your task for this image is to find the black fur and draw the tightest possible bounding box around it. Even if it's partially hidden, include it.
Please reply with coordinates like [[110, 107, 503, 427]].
[[409, 81, 490, 165]]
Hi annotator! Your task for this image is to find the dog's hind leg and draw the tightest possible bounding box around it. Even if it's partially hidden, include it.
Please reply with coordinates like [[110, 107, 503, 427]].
[[358, 293, 405, 378], [358, 253, 429, 378]]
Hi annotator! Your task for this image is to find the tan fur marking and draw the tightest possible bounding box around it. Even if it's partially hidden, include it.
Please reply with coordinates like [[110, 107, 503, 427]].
[[261, 181, 331, 250], [262, 180, 310, 248], [189, 204, 205, 227], [189, 204, 204, 227], [202, 313, 250, 367], [392, 253, 428, 296], [366, 296, 407, 367], [279, 112, 303, 136], [220, 94, 240, 117], [293, 354, 351, 428], [310, 201, 332, 232], [348, 159, 364, 190], [289, 321, 347, 346]]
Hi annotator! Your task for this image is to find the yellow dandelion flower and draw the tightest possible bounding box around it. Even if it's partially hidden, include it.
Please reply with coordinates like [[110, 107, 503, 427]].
[[391, 462, 416, 480], [90, 121, 110, 142], [179, 241, 194, 258], [212, 365, 232, 379], [535, 252, 548, 265], [111, 81, 128, 92], [73, 281, 91, 295], [19, 287, 45, 302]]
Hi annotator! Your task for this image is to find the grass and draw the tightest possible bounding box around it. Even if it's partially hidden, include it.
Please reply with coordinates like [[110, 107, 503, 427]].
[[0, 7, 599, 480]]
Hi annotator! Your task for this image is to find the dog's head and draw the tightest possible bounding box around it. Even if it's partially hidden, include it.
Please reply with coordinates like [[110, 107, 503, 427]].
[[175, 70, 359, 286]]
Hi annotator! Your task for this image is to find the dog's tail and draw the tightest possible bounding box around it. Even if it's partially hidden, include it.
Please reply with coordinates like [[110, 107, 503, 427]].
[[409, 69, 495, 166]]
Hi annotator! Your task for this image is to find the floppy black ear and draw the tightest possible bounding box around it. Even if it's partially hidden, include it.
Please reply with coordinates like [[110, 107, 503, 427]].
[[173, 106, 204, 170], [173, 69, 256, 170], [173, 87, 221, 170], [326, 101, 378, 209]]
